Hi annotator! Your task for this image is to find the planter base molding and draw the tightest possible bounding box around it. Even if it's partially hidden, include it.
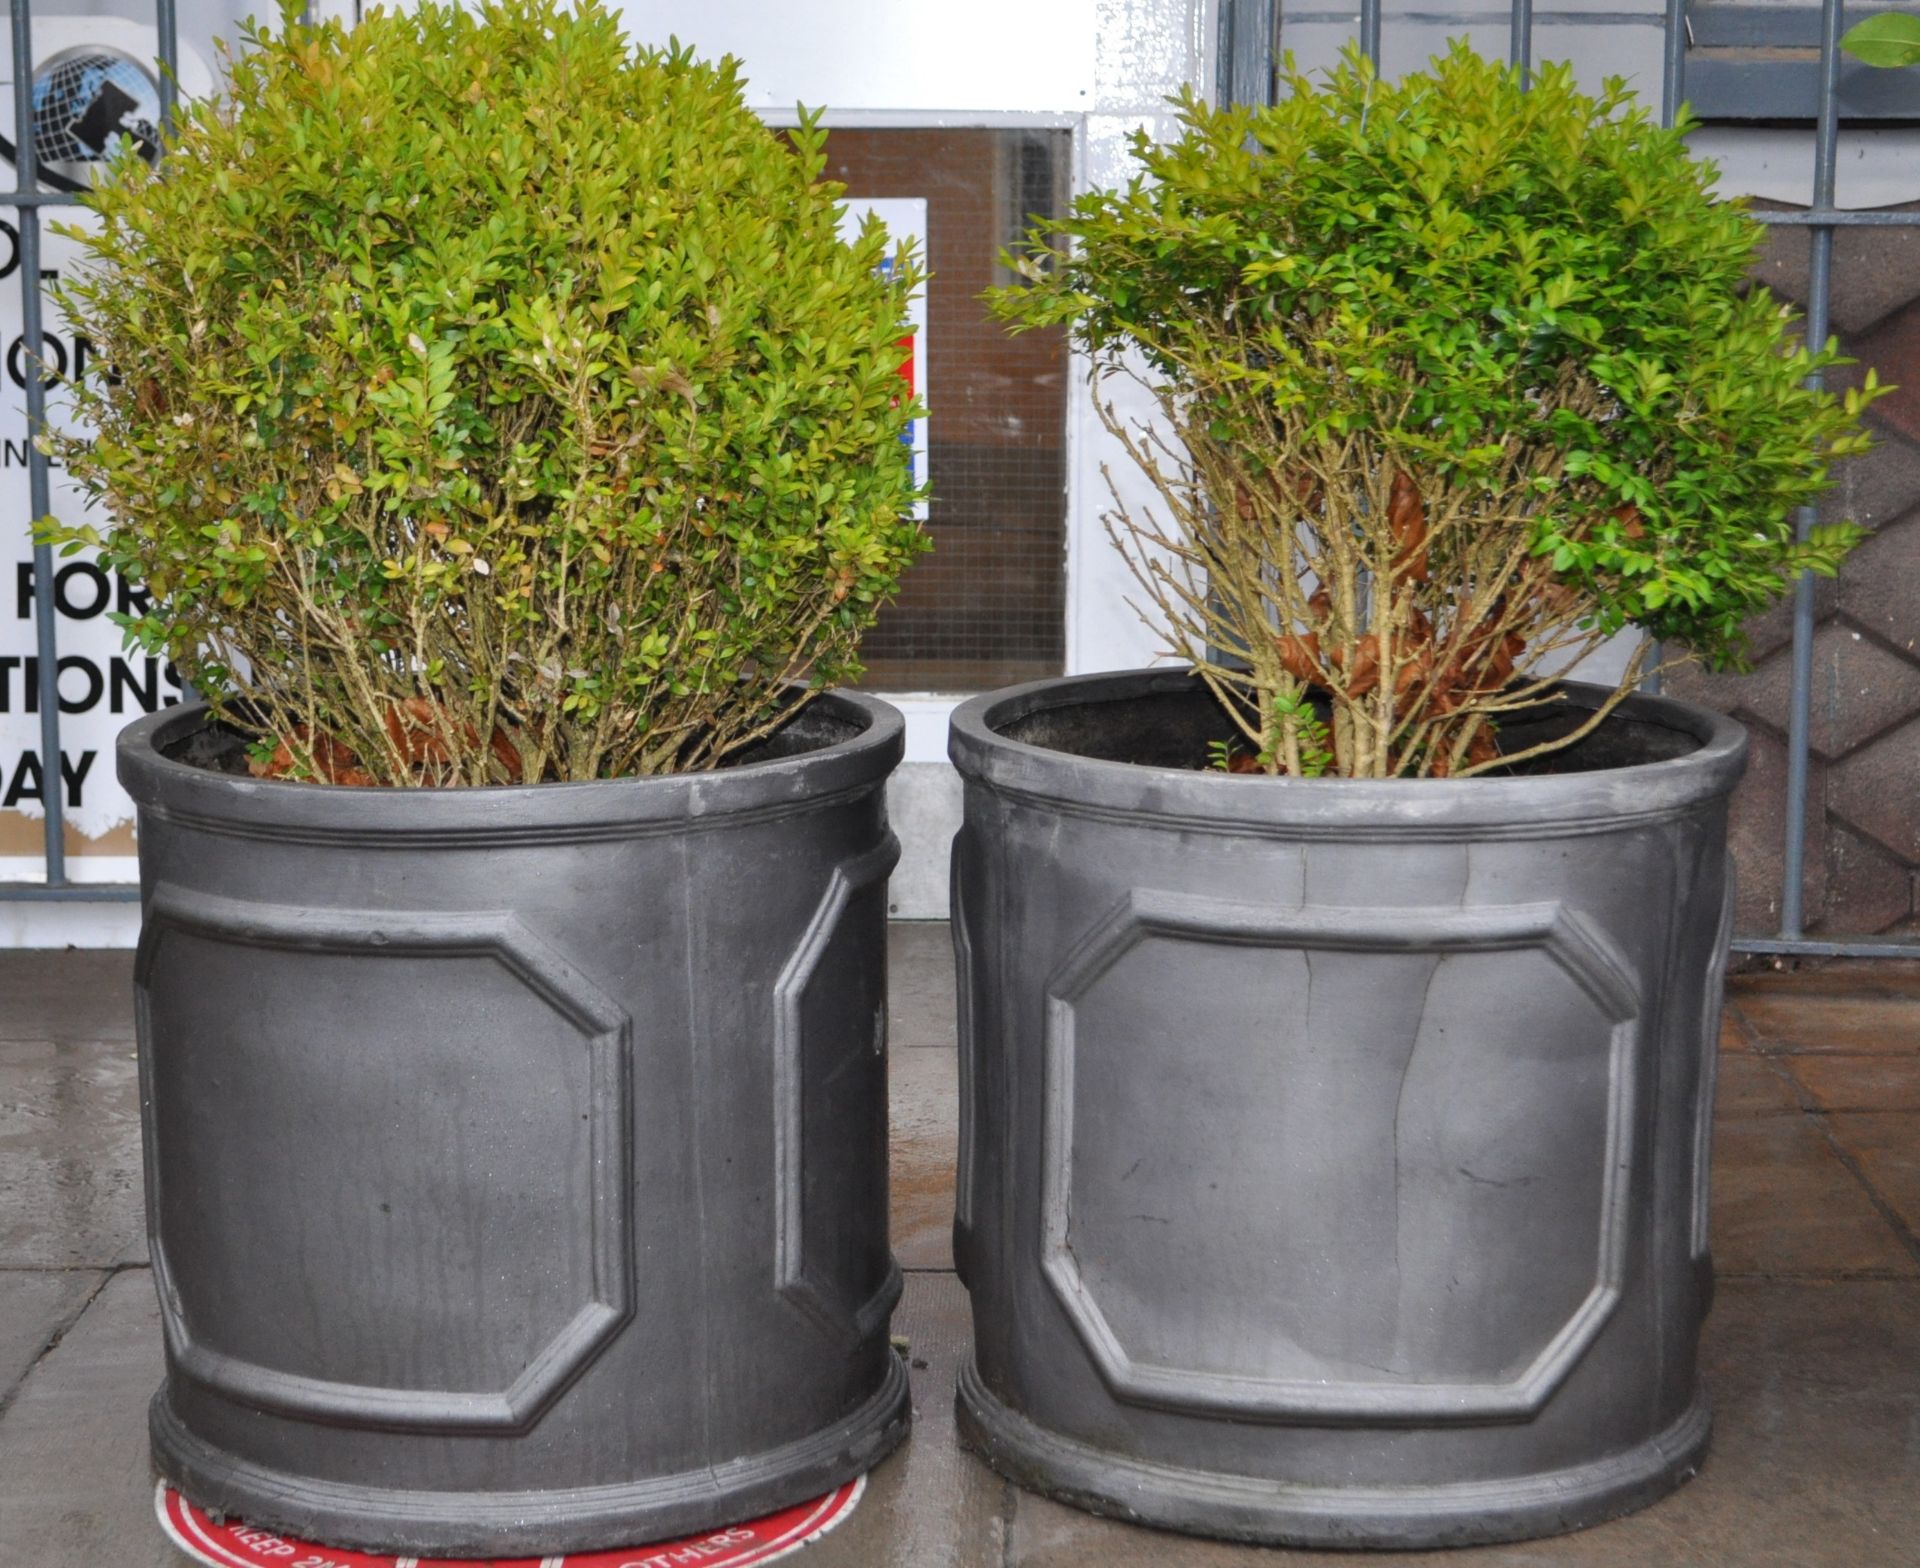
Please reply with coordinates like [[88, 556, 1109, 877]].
[[152, 1355, 909, 1559], [957, 1357, 1710, 1550]]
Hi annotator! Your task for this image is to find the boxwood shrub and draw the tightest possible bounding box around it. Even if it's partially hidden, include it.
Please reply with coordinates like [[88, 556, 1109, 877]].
[[46, 0, 926, 784], [992, 45, 1881, 777]]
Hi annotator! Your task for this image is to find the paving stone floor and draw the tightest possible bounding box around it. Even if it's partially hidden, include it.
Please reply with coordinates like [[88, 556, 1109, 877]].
[[2, 927, 1918, 1566]]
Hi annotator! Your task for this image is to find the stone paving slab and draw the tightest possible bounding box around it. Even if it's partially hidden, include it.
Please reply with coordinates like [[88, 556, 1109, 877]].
[[805, 1272, 1005, 1568], [1730, 961, 1920, 999], [0, 951, 137, 1043], [0, 1268, 103, 1406], [0, 1270, 1003, 1568], [1711, 1113, 1919, 1278], [6, 1272, 1917, 1568], [4, 940, 1920, 1568], [0, 1037, 147, 1269], [1826, 1112, 1920, 1240], [1731, 990, 1920, 1054], [996, 1282, 1920, 1568], [891, 1047, 960, 1271], [888, 921, 956, 1051], [888, 922, 962, 1270], [1790, 1053, 1920, 1113], [0, 1268, 179, 1568], [1713, 1054, 1801, 1117]]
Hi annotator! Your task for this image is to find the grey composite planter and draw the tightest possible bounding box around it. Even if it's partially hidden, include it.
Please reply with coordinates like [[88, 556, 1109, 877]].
[[948, 668, 1746, 1550], [118, 693, 910, 1557]]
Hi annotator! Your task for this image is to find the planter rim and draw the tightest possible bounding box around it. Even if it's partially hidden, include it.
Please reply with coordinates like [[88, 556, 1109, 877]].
[[949, 667, 1746, 837], [118, 689, 902, 846]]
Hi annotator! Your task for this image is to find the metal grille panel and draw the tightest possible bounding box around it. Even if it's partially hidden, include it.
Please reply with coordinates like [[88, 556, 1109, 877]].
[[1222, 0, 1920, 960]]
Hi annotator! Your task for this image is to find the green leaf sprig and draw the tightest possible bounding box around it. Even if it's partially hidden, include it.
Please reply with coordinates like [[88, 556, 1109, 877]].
[[1841, 12, 1920, 68]]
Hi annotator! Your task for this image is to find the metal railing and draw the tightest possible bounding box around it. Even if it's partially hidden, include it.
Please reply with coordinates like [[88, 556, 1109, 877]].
[[1221, 0, 1920, 961], [1732, 0, 1920, 960], [4, 0, 1916, 963]]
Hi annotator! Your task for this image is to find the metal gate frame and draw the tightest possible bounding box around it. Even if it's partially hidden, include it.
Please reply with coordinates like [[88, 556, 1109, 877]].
[[3, 1, 1915, 961], [1220, 0, 1920, 961]]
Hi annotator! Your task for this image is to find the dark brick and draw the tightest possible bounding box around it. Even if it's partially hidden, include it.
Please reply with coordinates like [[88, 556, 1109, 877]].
[[1669, 622, 1920, 761], [1723, 722, 1827, 938], [1822, 819, 1916, 937], [1749, 198, 1920, 336]]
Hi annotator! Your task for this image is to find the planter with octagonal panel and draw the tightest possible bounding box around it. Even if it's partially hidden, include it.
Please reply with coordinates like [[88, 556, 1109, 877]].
[[948, 668, 1746, 1550], [119, 692, 909, 1558]]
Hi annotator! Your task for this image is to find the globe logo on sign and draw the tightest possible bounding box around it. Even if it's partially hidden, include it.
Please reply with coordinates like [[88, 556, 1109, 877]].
[[27, 46, 162, 191]]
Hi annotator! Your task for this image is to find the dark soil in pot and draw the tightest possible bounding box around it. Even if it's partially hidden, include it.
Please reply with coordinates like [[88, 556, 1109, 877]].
[[160, 695, 865, 779], [1001, 676, 1700, 775]]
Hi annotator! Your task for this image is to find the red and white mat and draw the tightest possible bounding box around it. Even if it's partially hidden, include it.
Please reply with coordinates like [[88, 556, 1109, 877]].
[[156, 1476, 865, 1568]]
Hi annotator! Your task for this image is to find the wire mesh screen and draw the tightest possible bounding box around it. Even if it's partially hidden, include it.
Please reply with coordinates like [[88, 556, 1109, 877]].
[[820, 128, 1071, 692]]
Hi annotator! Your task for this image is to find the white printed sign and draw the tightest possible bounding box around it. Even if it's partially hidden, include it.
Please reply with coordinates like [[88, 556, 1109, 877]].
[[0, 26, 212, 882]]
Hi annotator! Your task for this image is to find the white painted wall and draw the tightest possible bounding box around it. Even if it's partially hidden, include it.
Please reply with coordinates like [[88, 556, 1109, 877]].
[[616, 0, 1210, 730], [1697, 127, 1920, 208], [25, 0, 255, 71], [4, 0, 1212, 939], [0, 895, 139, 949], [617, 0, 1100, 113]]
